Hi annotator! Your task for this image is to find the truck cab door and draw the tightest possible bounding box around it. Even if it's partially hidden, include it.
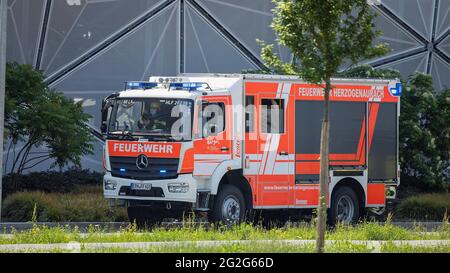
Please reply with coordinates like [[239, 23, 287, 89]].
[[193, 95, 233, 177]]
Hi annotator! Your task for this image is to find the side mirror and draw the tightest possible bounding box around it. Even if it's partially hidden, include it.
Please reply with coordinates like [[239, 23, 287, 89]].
[[101, 98, 115, 134], [101, 100, 108, 124], [100, 123, 108, 134]]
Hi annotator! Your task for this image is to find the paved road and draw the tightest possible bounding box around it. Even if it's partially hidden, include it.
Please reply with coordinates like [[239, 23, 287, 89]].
[[0, 221, 447, 233]]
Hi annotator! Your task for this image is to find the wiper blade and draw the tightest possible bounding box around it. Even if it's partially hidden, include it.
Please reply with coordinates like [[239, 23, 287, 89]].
[[107, 131, 178, 141], [107, 130, 137, 140], [149, 134, 174, 141], [119, 131, 137, 141]]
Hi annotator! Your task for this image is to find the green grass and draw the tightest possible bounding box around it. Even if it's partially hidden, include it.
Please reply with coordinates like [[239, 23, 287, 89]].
[[396, 193, 450, 221], [0, 221, 449, 253], [1, 189, 127, 222], [1, 221, 449, 245]]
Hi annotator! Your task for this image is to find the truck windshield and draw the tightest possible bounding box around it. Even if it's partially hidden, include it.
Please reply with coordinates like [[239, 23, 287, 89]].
[[108, 98, 193, 141]]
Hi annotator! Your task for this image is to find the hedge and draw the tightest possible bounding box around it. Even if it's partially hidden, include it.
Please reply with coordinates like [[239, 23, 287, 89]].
[[395, 193, 450, 221], [2, 168, 102, 197], [1, 190, 127, 222]]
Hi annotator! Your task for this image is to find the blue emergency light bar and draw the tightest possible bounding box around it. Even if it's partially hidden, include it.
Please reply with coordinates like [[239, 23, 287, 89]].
[[123, 81, 211, 92], [125, 81, 158, 90], [169, 82, 210, 91], [390, 82, 402, 96]]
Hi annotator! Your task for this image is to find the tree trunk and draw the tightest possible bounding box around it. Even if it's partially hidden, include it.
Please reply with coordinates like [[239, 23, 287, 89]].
[[316, 78, 331, 253]]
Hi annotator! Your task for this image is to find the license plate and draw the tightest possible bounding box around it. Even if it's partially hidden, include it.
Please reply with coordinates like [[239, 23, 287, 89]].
[[131, 183, 152, 191]]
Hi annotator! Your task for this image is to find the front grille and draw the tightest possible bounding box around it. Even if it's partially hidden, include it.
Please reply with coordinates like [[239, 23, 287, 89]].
[[119, 186, 165, 197], [110, 156, 179, 180]]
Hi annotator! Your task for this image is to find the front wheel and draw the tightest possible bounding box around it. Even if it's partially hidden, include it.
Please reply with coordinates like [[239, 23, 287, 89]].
[[210, 184, 246, 225], [329, 186, 360, 225]]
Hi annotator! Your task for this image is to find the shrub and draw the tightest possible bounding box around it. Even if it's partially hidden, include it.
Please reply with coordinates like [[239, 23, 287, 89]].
[[1, 190, 127, 222], [2, 168, 102, 197], [396, 193, 450, 221]]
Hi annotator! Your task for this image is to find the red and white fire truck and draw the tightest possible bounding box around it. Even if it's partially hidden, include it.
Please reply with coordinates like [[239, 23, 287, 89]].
[[101, 74, 401, 225]]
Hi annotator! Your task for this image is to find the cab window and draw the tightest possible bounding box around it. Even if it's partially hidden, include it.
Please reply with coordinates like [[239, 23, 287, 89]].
[[202, 102, 225, 137]]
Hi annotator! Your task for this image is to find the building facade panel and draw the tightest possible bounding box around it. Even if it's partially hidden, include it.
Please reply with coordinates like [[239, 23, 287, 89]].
[[3, 0, 450, 172], [41, 0, 165, 76]]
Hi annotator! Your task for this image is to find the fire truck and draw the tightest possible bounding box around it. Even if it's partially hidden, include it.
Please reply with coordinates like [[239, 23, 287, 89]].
[[101, 74, 401, 225]]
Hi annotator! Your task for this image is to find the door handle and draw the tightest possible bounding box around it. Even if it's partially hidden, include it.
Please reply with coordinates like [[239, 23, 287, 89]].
[[244, 156, 250, 169], [221, 147, 230, 152], [279, 151, 288, 156]]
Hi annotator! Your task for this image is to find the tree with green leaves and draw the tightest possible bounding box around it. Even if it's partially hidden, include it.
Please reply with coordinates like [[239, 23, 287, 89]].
[[341, 65, 449, 192], [4, 62, 94, 187], [400, 74, 449, 191], [259, 0, 388, 252]]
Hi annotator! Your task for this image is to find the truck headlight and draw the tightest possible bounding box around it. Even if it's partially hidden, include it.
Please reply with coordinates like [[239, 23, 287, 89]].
[[104, 180, 117, 190], [168, 183, 189, 193]]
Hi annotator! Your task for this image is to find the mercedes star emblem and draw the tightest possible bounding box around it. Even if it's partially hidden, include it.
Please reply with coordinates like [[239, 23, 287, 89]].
[[136, 154, 149, 169]]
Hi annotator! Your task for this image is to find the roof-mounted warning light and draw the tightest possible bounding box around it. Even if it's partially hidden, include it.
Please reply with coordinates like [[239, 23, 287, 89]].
[[390, 82, 402, 97], [157, 77, 184, 84], [169, 82, 212, 92], [125, 81, 158, 90]]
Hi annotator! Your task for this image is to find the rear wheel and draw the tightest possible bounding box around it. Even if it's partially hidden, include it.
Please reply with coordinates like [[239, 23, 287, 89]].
[[210, 184, 246, 225], [329, 186, 360, 225]]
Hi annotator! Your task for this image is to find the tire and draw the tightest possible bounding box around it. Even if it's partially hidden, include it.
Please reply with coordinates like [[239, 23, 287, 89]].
[[329, 186, 360, 225], [127, 206, 162, 229], [210, 184, 246, 225]]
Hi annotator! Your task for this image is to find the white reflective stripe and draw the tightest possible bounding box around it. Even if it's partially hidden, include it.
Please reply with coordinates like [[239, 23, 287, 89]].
[[194, 153, 230, 176], [282, 82, 291, 104], [276, 82, 283, 98], [259, 134, 272, 174], [282, 82, 291, 94], [194, 158, 229, 162], [244, 162, 261, 175], [276, 154, 295, 161], [264, 134, 280, 174], [272, 162, 291, 175], [247, 154, 262, 161], [289, 161, 295, 175], [194, 154, 231, 160], [194, 162, 219, 176], [246, 162, 293, 175]]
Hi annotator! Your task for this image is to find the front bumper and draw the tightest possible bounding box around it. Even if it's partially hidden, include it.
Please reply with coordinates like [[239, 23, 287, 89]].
[[103, 172, 197, 203]]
